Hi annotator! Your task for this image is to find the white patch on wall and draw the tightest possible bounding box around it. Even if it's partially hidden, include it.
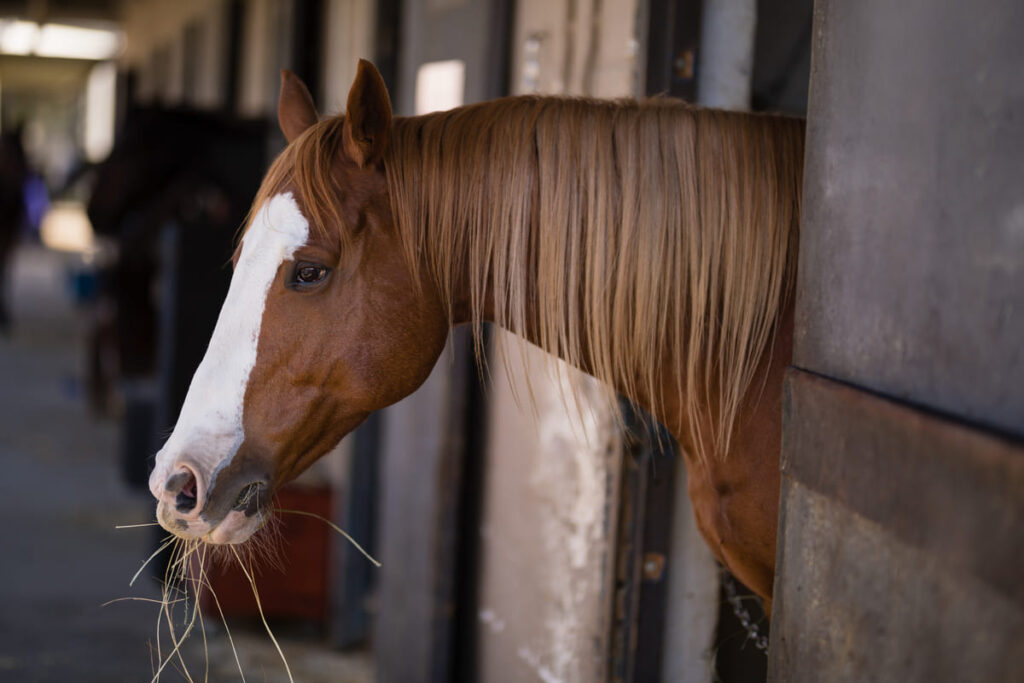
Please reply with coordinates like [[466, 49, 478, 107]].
[[84, 61, 117, 163], [476, 337, 620, 683], [414, 59, 465, 115], [478, 608, 506, 634], [516, 645, 563, 683], [520, 33, 545, 93], [0, 20, 122, 59]]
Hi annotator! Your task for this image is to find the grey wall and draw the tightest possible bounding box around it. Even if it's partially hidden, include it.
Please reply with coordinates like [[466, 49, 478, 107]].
[[772, 0, 1024, 680], [394, 0, 508, 113], [793, 0, 1024, 437]]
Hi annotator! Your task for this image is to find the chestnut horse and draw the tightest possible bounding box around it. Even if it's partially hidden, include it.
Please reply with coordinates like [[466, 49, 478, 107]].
[[149, 60, 803, 609]]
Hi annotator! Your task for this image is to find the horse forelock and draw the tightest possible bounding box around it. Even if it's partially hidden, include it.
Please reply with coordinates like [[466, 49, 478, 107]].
[[243, 117, 352, 251]]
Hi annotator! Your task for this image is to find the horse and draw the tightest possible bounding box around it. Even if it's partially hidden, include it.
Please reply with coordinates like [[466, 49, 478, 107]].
[[0, 128, 28, 334], [148, 60, 803, 610], [87, 106, 268, 389]]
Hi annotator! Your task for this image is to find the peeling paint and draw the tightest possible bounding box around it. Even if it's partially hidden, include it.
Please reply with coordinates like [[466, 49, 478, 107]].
[[477, 335, 620, 682], [517, 645, 564, 683], [478, 608, 506, 634]]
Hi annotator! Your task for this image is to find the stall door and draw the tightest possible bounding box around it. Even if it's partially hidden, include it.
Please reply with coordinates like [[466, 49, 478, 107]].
[[771, 1, 1024, 680]]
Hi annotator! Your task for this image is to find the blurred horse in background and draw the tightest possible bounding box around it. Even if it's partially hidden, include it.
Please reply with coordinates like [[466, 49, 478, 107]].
[[86, 107, 266, 421], [0, 128, 28, 334]]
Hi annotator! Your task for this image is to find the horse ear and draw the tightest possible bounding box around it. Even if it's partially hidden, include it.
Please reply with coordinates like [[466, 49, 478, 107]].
[[278, 70, 319, 143], [342, 59, 392, 167]]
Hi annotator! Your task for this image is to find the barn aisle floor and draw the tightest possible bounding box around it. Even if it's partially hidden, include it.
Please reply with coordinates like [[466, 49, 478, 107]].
[[0, 243, 372, 682]]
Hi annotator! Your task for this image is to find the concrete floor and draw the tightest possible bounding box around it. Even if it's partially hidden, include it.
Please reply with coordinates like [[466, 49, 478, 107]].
[[0, 244, 373, 682]]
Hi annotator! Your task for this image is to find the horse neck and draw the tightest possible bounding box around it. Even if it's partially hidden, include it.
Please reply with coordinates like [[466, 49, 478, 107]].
[[389, 99, 804, 456]]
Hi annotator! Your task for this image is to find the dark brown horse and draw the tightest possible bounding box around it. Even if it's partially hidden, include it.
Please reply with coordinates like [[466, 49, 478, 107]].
[[148, 61, 803, 608], [0, 129, 28, 334], [87, 106, 268, 386]]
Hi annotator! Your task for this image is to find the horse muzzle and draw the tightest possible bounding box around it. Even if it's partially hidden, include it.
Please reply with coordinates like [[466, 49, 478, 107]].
[[151, 460, 271, 544]]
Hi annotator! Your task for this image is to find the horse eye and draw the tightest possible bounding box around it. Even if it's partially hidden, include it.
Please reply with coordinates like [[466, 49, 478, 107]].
[[291, 262, 329, 287]]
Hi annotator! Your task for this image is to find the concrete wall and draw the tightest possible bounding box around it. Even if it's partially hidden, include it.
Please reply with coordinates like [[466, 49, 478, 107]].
[[119, 0, 214, 67], [237, 0, 285, 117], [791, 1, 1024, 437], [392, 0, 503, 114], [190, 1, 231, 110], [475, 347, 622, 682], [772, 1, 1024, 680], [120, 0, 286, 118], [119, 0, 230, 107], [320, 0, 376, 114], [511, 0, 640, 97]]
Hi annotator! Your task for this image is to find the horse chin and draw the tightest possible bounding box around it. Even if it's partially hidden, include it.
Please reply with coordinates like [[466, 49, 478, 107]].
[[204, 509, 264, 545]]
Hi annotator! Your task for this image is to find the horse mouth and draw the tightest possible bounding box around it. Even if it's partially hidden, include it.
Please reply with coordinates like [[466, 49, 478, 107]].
[[155, 481, 270, 545], [204, 507, 268, 545]]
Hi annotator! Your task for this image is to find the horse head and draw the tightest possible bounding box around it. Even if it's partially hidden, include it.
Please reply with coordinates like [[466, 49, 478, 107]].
[[149, 61, 449, 544]]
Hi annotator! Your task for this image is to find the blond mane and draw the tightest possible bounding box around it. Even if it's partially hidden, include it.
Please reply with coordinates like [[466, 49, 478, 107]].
[[253, 95, 804, 462]]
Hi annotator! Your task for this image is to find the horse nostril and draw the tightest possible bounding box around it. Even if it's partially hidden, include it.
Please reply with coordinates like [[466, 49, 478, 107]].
[[171, 470, 198, 513]]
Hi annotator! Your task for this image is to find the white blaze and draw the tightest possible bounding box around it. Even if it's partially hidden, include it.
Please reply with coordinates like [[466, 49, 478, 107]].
[[150, 193, 309, 492]]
